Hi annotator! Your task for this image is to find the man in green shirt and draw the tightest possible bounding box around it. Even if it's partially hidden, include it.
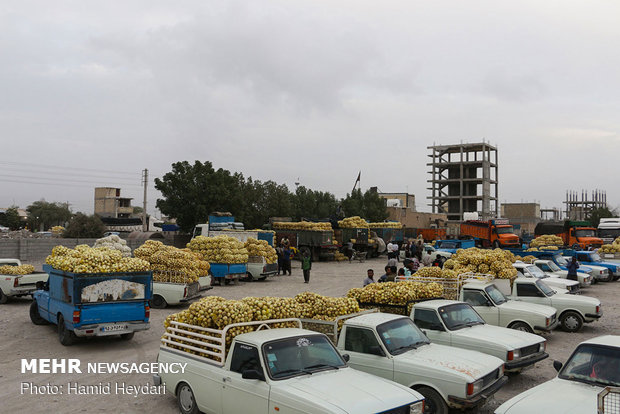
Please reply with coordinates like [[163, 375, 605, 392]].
[[301, 251, 312, 283]]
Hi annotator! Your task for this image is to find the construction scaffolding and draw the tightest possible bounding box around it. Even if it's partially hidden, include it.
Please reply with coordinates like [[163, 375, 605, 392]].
[[564, 190, 607, 221], [427, 142, 498, 221]]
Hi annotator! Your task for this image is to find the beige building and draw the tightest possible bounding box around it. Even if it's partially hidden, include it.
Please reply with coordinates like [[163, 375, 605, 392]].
[[94, 187, 134, 218], [378, 192, 416, 210], [500, 202, 541, 235]]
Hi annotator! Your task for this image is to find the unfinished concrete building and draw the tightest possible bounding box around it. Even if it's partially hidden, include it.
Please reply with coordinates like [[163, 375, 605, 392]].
[[427, 142, 498, 221]]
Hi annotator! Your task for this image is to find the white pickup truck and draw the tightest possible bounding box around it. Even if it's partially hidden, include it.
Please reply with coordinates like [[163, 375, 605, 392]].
[[496, 277, 603, 333], [151, 271, 202, 309], [496, 335, 620, 414], [512, 261, 580, 294], [532, 259, 592, 287], [155, 318, 425, 414], [302, 311, 507, 414], [0, 259, 48, 304], [411, 300, 548, 372]]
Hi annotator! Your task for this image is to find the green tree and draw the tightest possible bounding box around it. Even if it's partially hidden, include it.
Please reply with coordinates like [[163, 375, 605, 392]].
[[293, 186, 337, 220], [0, 206, 22, 230], [340, 188, 388, 222], [26, 200, 72, 231], [238, 179, 294, 228], [155, 161, 246, 233], [63, 213, 105, 238], [587, 207, 618, 228]]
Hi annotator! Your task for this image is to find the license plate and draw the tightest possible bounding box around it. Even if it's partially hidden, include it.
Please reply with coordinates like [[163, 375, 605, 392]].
[[102, 324, 127, 332]]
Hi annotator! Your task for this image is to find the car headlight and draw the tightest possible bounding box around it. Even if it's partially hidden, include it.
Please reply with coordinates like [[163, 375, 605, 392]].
[[467, 378, 483, 396], [409, 401, 424, 414]]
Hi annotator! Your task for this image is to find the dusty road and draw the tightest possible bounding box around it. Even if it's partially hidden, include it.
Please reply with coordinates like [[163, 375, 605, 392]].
[[2, 258, 618, 413]]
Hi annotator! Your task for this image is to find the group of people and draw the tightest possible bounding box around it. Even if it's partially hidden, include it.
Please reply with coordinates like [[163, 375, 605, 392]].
[[362, 257, 423, 286], [276, 237, 312, 283]]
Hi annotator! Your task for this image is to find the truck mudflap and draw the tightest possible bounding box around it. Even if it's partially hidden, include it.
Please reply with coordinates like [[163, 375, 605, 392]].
[[448, 375, 508, 409], [504, 352, 548, 370], [73, 321, 149, 337]]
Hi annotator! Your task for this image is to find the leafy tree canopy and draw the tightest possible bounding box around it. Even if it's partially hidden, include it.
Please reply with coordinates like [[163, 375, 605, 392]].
[[26, 200, 72, 231], [63, 213, 105, 238], [0, 206, 22, 230], [587, 206, 618, 228]]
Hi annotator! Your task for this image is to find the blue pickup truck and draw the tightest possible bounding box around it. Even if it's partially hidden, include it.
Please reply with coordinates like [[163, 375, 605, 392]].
[[30, 265, 152, 345], [434, 239, 476, 254], [564, 251, 620, 281]]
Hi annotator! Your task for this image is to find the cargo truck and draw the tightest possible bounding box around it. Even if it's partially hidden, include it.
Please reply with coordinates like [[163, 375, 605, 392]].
[[534, 220, 603, 250], [460, 219, 520, 249], [598, 217, 620, 244], [416, 228, 447, 242], [274, 228, 337, 261], [0, 259, 48, 304], [31, 265, 152, 345]]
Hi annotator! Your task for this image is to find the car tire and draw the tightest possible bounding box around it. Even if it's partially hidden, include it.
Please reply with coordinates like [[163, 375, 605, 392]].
[[177, 382, 200, 414], [151, 295, 167, 309], [245, 272, 254, 282], [29, 301, 48, 325], [0, 288, 8, 304], [509, 321, 534, 333], [57, 315, 76, 346], [120, 332, 135, 340], [560, 311, 583, 333], [416, 386, 448, 414]]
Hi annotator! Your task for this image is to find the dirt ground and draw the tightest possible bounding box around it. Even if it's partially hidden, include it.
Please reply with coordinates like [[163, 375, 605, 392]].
[[2, 257, 619, 414]]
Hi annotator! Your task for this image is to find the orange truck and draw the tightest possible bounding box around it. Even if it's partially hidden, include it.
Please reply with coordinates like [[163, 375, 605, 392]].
[[534, 220, 603, 250], [460, 219, 520, 249], [416, 228, 447, 242]]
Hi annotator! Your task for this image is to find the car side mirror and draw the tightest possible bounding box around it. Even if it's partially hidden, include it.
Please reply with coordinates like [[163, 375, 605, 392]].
[[553, 360, 563, 372], [485, 299, 493, 307], [342, 354, 350, 362], [241, 369, 265, 381], [369, 345, 385, 357]]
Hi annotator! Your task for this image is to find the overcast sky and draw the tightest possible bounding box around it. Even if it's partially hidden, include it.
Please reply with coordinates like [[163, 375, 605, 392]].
[[2, 1, 619, 218]]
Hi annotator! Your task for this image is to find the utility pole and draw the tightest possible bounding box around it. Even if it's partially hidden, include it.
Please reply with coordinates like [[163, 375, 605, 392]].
[[142, 169, 148, 231]]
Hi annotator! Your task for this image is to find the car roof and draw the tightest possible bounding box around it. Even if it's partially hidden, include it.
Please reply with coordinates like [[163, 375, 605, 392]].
[[581, 335, 620, 348], [346, 312, 406, 327], [462, 281, 491, 289], [235, 328, 325, 345], [414, 299, 464, 309]]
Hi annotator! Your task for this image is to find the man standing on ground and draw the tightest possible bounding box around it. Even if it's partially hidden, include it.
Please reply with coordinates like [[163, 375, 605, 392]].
[[567, 256, 580, 281], [301, 250, 312, 283], [363, 269, 375, 286], [282, 245, 292, 275]]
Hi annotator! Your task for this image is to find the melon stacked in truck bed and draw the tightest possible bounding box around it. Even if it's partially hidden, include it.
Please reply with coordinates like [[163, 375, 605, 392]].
[[163, 292, 360, 358], [346, 281, 443, 314], [45, 245, 149, 273], [599, 237, 620, 253], [529, 234, 564, 248], [0, 264, 35, 275], [187, 235, 249, 264], [338, 216, 369, 228], [134, 240, 209, 283], [244, 238, 277, 264], [272, 221, 332, 231], [93, 234, 132, 257], [442, 247, 518, 279]]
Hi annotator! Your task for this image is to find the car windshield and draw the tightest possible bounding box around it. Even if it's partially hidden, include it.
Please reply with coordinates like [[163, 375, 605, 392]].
[[485, 285, 508, 305], [377, 318, 430, 355], [547, 262, 561, 272], [526, 265, 547, 278], [559, 344, 620, 387], [263, 335, 346, 380], [535, 279, 555, 296], [556, 256, 568, 266], [590, 253, 602, 262], [599, 229, 620, 238], [438, 303, 485, 330], [496, 226, 514, 234], [438, 242, 456, 249], [576, 229, 596, 238]]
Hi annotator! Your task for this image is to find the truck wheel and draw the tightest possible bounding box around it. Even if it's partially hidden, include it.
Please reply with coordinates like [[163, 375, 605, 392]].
[[509, 321, 534, 333], [120, 332, 135, 340], [0, 289, 7, 304], [57, 315, 76, 346], [416, 386, 448, 414], [29, 301, 48, 325], [493, 240, 500, 249], [177, 382, 200, 414], [245, 272, 254, 282], [560, 311, 583, 332], [151, 295, 167, 309]]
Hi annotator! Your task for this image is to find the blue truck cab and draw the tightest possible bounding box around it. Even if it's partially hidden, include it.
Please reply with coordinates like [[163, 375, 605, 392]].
[[434, 239, 476, 254], [30, 265, 152, 346], [508, 249, 599, 280], [564, 251, 620, 281]]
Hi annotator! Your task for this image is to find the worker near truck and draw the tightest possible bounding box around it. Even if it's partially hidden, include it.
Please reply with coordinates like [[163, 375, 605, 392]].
[[281, 245, 292, 275], [567, 257, 580, 281], [301, 250, 312, 284], [363, 269, 375, 286], [378, 265, 396, 282]]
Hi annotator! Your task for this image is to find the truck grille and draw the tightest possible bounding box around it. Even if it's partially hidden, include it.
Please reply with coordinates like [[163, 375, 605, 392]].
[[481, 368, 500, 389], [378, 405, 411, 414], [519, 344, 540, 358]]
